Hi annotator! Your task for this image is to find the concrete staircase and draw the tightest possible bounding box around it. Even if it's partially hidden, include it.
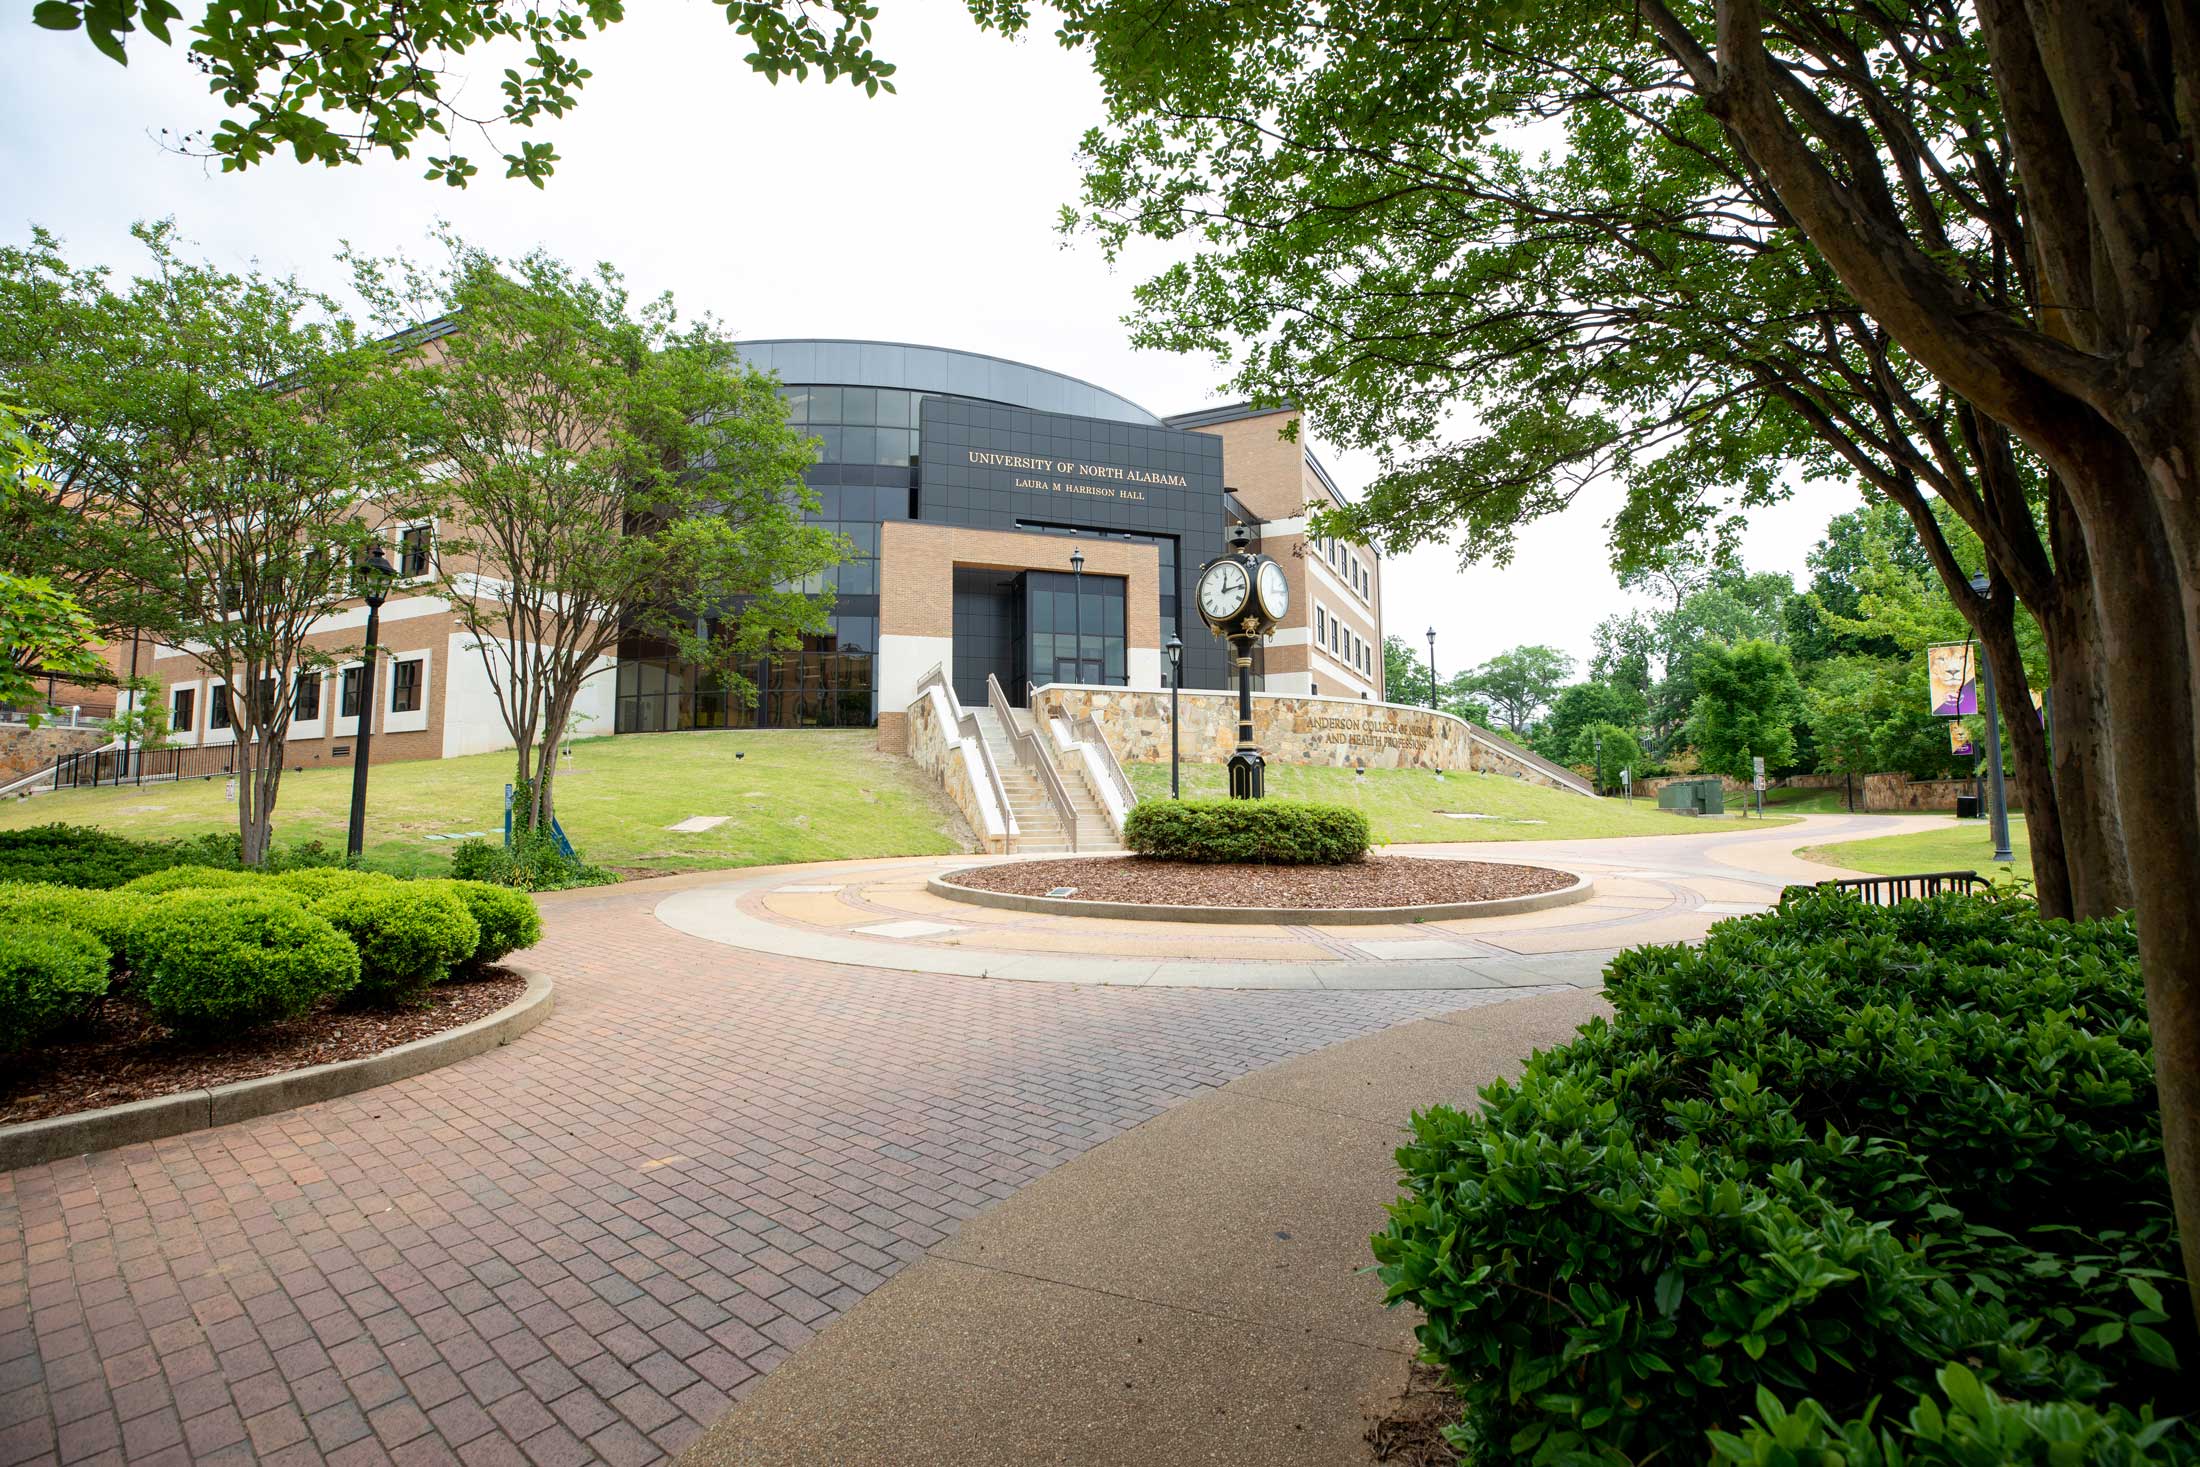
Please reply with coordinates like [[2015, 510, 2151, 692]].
[[971, 707, 1123, 854]]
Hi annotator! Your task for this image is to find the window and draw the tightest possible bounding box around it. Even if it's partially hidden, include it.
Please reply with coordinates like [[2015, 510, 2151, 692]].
[[391, 658, 423, 714], [340, 667, 362, 719], [293, 672, 321, 722], [171, 686, 195, 732], [1315, 606, 1326, 642], [256, 677, 279, 724], [398, 524, 433, 578], [209, 685, 231, 731]]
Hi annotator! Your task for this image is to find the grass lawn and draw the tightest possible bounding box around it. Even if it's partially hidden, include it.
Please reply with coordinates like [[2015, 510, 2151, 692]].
[[0, 730, 965, 877], [1760, 785, 1860, 814], [1803, 813, 2033, 883], [1125, 763, 1796, 844]]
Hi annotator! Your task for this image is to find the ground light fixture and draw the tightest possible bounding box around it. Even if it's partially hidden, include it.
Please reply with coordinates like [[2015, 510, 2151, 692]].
[[1165, 633, 1183, 798], [345, 542, 399, 860], [1967, 572, 2016, 863]]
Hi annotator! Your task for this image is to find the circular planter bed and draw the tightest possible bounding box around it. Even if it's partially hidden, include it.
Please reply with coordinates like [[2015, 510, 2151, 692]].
[[931, 855, 1591, 925], [0, 970, 554, 1170]]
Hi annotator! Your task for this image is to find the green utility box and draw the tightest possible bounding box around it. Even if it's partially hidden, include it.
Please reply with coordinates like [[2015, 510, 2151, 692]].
[[1655, 778, 1727, 815]]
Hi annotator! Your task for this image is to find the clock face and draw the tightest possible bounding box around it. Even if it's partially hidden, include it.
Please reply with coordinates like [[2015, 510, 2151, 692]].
[[1257, 560, 1289, 619], [1198, 559, 1250, 621]]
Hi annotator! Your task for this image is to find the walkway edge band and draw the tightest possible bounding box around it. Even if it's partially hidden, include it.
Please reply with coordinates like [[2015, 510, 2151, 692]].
[[0, 971, 556, 1173], [924, 870, 1596, 925]]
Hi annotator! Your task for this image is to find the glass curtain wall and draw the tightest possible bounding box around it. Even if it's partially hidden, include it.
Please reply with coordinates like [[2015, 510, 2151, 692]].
[[613, 383, 934, 734], [1027, 571, 1126, 687]]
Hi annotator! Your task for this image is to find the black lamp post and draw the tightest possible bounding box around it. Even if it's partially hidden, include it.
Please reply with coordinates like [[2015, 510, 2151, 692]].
[[1165, 633, 1183, 798], [1426, 626, 1437, 711], [1069, 546, 1086, 684], [1967, 572, 2016, 863], [346, 544, 397, 861]]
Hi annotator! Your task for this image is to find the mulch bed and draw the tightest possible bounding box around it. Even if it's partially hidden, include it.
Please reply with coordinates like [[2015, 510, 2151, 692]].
[[1, 971, 527, 1126], [1364, 1361, 1462, 1465], [942, 854, 1574, 909]]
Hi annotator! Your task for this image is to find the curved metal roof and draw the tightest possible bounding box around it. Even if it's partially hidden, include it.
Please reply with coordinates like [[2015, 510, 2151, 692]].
[[733, 339, 1164, 427]]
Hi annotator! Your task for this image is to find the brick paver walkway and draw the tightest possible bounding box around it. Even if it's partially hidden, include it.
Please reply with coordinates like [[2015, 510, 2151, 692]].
[[1, 875, 1555, 1467]]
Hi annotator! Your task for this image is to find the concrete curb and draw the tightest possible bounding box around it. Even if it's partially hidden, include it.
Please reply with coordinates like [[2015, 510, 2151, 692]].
[[926, 868, 1596, 925], [0, 971, 555, 1174]]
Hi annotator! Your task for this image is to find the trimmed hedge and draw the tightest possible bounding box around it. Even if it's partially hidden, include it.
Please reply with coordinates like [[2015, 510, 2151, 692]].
[[311, 884, 479, 1004], [271, 867, 399, 901], [422, 880, 542, 968], [0, 882, 141, 970], [1373, 890, 2192, 1465], [133, 892, 360, 1035], [1123, 798, 1371, 864], [0, 922, 110, 1052], [123, 865, 265, 897], [0, 823, 238, 889]]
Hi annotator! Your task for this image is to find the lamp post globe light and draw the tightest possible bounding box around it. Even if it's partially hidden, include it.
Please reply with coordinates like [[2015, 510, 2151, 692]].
[[346, 543, 399, 861], [1426, 626, 1437, 711], [1967, 572, 2016, 864], [1165, 633, 1183, 799], [1194, 526, 1288, 799]]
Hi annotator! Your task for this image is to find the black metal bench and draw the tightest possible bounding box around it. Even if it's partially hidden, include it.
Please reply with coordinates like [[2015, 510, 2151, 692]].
[[1779, 870, 1990, 907]]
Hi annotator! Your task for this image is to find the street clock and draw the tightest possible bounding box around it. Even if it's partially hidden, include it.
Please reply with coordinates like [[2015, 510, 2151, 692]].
[[1195, 544, 1289, 637], [1193, 529, 1287, 798]]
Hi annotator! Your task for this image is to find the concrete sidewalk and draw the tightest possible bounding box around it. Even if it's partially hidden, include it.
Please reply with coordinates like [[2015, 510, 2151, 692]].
[[680, 987, 1609, 1467]]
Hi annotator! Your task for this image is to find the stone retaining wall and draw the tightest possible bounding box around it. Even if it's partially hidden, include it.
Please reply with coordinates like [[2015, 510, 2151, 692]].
[[1032, 685, 1590, 794], [1861, 774, 2021, 813], [0, 723, 107, 782], [906, 682, 1010, 852]]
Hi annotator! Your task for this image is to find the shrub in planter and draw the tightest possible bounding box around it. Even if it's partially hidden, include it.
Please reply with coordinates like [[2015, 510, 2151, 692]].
[[123, 865, 265, 898], [0, 882, 143, 970], [0, 922, 110, 1052], [311, 884, 480, 1005], [1122, 798, 1371, 864], [1373, 890, 2191, 1465], [133, 892, 359, 1035], [421, 879, 542, 968]]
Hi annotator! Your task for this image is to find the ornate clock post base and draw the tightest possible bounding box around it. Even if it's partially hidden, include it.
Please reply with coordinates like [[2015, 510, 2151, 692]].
[[1227, 635, 1264, 800]]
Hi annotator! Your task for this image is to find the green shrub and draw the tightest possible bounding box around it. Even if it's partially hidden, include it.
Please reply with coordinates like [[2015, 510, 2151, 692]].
[[270, 867, 398, 901], [450, 827, 615, 891], [1122, 798, 1371, 864], [134, 892, 359, 1034], [421, 879, 542, 967], [0, 823, 239, 889], [311, 884, 479, 1004], [1373, 890, 2192, 1466], [122, 864, 266, 897], [0, 922, 110, 1051], [0, 882, 144, 969]]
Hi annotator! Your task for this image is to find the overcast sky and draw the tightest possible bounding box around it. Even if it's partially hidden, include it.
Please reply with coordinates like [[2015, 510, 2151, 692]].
[[1, 0, 1852, 677]]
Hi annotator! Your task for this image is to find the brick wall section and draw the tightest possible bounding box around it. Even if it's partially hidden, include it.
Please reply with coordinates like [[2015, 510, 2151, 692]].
[[877, 522, 1160, 646]]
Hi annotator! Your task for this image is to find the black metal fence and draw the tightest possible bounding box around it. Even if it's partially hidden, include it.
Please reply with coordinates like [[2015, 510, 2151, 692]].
[[1780, 870, 1992, 907], [48, 743, 241, 791]]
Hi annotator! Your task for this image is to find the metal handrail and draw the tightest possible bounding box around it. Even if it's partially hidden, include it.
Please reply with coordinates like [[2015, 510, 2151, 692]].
[[914, 663, 1018, 841], [1068, 708, 1137, 820], [989, 673, 1077, 852]]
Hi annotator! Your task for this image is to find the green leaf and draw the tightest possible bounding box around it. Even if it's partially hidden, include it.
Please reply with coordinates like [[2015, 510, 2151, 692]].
[[1654, 1266, 1685, 1318], [2130, 1324, 2178, 1370], [31, 1, 81, 30]]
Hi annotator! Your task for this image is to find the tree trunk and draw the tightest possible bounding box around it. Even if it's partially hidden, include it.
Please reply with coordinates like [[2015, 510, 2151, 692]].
[[2036, 579, 2133, 919], [2076, 448, 2200, 1329]]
